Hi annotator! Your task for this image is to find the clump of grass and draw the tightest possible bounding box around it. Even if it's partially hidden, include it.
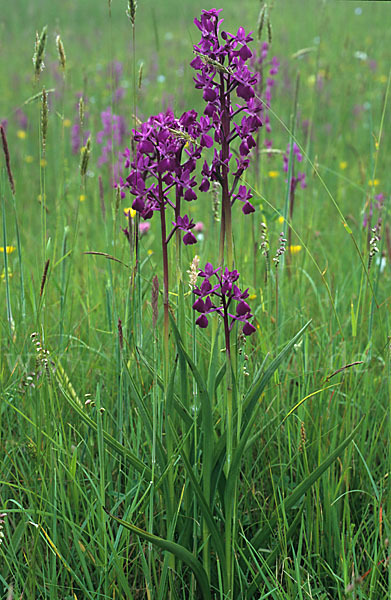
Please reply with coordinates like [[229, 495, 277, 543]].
[[0, 1, 390, 599]]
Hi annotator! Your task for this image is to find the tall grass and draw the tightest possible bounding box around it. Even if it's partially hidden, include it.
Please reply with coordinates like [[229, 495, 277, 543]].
[[0, 0, 391, 598]]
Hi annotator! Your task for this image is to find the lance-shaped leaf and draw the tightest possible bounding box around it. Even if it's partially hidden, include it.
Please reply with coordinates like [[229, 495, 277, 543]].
[[104, 508, 211, 600]]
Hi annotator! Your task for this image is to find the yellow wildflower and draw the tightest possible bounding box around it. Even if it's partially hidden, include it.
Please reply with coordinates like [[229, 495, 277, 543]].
[[268, 170, 279, 178], [79, 194, 86, 202], [147, 249, 154, 256], [278, 216, 284, 224], [1, 268, 13, 281], [339, 161, 347, 170], [368, 179, 379, 187], [0, 246, 16, 254], [249, 294, 257, 301], [63, 118, 71, 128], [25, 155, 34, 163], [124, 207, 136, 218], [290, 245, 302, 254], [40, 158, 47, 167], [17, 130, 27, 140], [379, 75, 388, 84]]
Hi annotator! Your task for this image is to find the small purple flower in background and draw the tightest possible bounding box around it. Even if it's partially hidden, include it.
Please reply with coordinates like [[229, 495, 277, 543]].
[[250, 41, 280, 150], [96, 107, 127, 186], [139, 221, 151, 236], [193, 221, 205, 242], [283, 142, 307, 191], [110, 60, 123, 84], [15, 109, 28, 131], [70, 93, 90, 155], [71, 123, 81, 155], [192, 262, 256, 345], [283, 141, 307, 254], [194, 221, 204, 232], [107, 60, 126, 105]]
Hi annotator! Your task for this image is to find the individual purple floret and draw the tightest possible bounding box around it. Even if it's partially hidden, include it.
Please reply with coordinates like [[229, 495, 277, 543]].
[[171, 215, 197, 245], [192, 262, 256, 347]]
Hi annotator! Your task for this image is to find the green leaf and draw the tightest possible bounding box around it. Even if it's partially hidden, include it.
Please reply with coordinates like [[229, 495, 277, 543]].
[[245, 507, 304, 599], [207, 322, 221, 401], [53, 364, 152, 479], [246, 416, 364, 556], [178, 443, 227, 574], [242, 321, 311, 429], [136, 346, 193, 426], [104, 508, 211, 600], [169, 313, 214, 494], [123, 359, 167, 473]]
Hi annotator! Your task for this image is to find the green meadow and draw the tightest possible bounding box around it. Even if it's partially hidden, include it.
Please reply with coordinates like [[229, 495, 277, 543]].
[[0, 1, 390, 598]]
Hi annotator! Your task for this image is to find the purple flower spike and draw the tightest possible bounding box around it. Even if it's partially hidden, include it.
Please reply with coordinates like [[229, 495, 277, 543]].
[[121, 107, 209, 236], [191, 8, 263, 223], [192, 262, 255, 338]]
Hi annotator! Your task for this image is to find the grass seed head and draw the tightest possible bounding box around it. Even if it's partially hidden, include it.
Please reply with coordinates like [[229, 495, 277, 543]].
[[80, 136, 91, 177], [79, 96, 85, 126], [257, 4, 266, 40], [211, 181, 221, 222], [267, 18, 273, 44], [0, 124, 15, 195], [40, 259, 50, 297], [126, 0, 137, 26], [33, 25, 47, 80], [138, 62, 143, 89], [187, 255, 200, 289], [273, 232, 287, 267], [118, 318, 123, 351], [55, 35, 66, 71]]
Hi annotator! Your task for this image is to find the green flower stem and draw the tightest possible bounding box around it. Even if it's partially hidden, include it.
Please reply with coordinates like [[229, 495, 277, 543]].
[[1, 189, 13, 333], [158, 174, 170, 376]]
